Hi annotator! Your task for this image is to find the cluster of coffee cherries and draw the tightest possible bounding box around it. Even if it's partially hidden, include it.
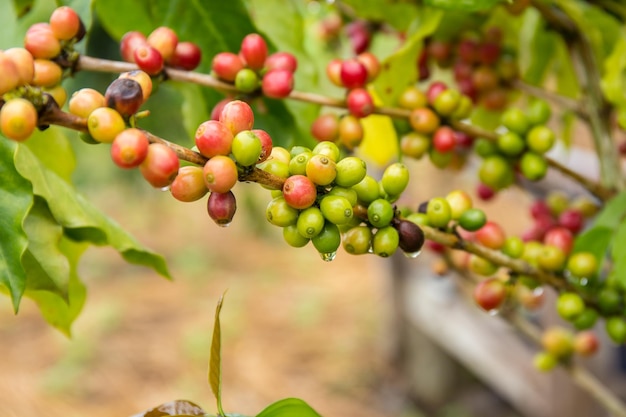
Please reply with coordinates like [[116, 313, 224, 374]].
[[211, 34, 297, 99], [262, 146, 424, 260], [0, 6, 86, 141], [120, 26, 202, 74], [317, 12, 373, 55], [475, 100, 556, 193]]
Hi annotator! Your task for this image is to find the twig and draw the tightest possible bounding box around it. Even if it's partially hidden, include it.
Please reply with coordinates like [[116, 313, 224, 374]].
[[511, 79, 588, 121]]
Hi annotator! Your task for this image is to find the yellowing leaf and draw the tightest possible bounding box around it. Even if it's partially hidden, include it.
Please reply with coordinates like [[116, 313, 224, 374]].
[[357, 114, 399, 167]]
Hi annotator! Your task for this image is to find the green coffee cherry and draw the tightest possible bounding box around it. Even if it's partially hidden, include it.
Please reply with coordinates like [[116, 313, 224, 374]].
[[372, 226, 399, 257], [367, 198, 394, 228]]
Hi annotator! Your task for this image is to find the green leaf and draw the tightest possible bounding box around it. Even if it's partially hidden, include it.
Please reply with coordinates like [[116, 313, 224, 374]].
[[128, 399, 206, 417], [24, 236, 88, 336], [209, 292, 226, 417], [553, 36, 580, 98], [425, 0, 505, 12], [518, 8, 557, 85], [14, 144, 171, 279], [24, 127, 76, 182], [23, 197, 70, 295], [0, 139, 33, 312], [592, 190, 626, 228], [255, 398, 322, 417], [610, 220, 626, 290], [372, 7, 443, 106], [341, 0, 419, 31], [12, 0, 34, 17], [600, 31, 626, 116]]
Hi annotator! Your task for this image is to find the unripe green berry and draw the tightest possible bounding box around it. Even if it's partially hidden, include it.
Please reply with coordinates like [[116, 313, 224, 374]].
[[297, 207, 325, 238], [372, 226, 399, 257], [367, 198, 394, 228], [381, 162, 410, 196]]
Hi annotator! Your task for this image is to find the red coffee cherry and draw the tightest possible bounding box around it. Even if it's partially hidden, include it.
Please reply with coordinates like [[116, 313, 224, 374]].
[[139, 143, 180, 188], [345, 20, 370, 54], [426, 81, 448, 105], [212, 52, 244, 82], [24, 23, 61, 59], [169, 41, 202, 71], [473, 278, 507, 311], [49, 6, 81, 40], [338, 114, 364, 150], [69, 88, 106, 119], [134, 44, 164, 75], [207, 190, 237, 226], [32, 59, 63, 87], [311, 113, 339, 142], [356, 51, 380, 81], [282, 174, 317, 209], [195, 120, 234, 158], [110, 128, 149, 169], [265, 52, 298, 73], [120, 31, 148, 63], [210, 98, 232, 121], [340, 58, 368, 89], [202, 155, 238, 193], [262, 69, 294, 98], [219, 100, 254, 135], [475, 221, 506, 249], [252, 129, 273, 163], [240, 33, 268, 70], [147, 26, 178, 63], [409, 107, 440, 134], [326, 58, 343, 87], [170, 166, 209, 202], [432, 126, 456, 153], [346, 88, 374, 118]]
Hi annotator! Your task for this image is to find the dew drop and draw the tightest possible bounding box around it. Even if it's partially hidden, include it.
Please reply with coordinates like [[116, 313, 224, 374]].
[[488, 308, 500, 316], [403, 250, 422, 259], [320, 251, 337, 262], [216, 221, 232, 228], [160, 185, 171, 192]]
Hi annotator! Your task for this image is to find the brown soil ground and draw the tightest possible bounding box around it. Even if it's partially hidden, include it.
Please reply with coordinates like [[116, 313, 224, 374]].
[[0, 183, 400, 417]]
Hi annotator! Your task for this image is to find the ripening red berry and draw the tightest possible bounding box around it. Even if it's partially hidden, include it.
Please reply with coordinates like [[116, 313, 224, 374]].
[[574, 331, 599, 357], [326, 58, 343, 87], [432, 126, 456, 153], [475, 221, 506, 249], [340, 58, 368, 89], [346, 88, 374, 118], [543, 226, 574, 255], [118, 70, 153, 101], [311, 113, 339, 142], [454, 131, 474, 149], [4, 48, 34, 86], [478, 42, 501, 65], [426, 81, 448, 105], [69, 88, 106, 119], [457, 38, 479, 64], [32, 59, 62, 87], [473, 278, 507, 311], [282, 174, 317, 209], [476, 183, 496, 201], [0, 98, 38, 141], [345, 20, 370, 54], [210, 98, 232, 121], [356, 51, 380, 81], [139, 143, 180, 188], [24, 24, 61, 59], [530, 200, 552, 220], [262, 69, 294, 98], [120, 31, 147, 63], [212, 52, 244, 82], [170, 166, 209, 202], [265, 52, 298, 73], [203, 155, 239, 193], [110, 128, 150, 169], [240, 33, 268, 70], [134, 45, 164, 75], [427, 39, 453, 65], [0, 51, 21, 95], [252, 129, 273, 163], [219, 100, 254, 135], [480, 88, 508, 111], [207, 190, 237, 226], [453, 60, 473, 81], [147, 26, 178, 63], [558, 209, 585, 234], [195, 120, 234, 158], [338, 115, 364, 150], [49, 6, 81, 40], [409, 107, 440, 134], [472, 66, 499, 92], [169, 41, 202, 71]]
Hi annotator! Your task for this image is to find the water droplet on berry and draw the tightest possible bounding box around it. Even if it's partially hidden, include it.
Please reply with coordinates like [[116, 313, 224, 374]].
[[488, 308, 501, 316], [160, 185, 171, 192], [216, 220, 232, 228], [320, 251, 337, 262], [403, 250, 422, 259]]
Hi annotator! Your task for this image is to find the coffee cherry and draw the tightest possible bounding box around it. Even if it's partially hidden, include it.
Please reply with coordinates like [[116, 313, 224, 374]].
[[202, 155, 238, 193], [345, 20, 371, 54], [432, 126, 456, 153], [212, 52, 245, 82], [543, 226, 574, 255], [433, 89, 461, 116], [479, 155, 514, 190], [87, 107, 126, 143], [451, 96, 473, 120], [556, 292, 585, 321], [235, 68, 260, 93], [398, 86, 428, 110], [32, 59, 62, 87], [380, 162, 409, 196], [520, 152, 548, 181], [475, 221, 506, 249], [240, 33, 268, 70], [533, 351, 558, 372], [219, 100, 254, 135], [426, 197, 451, 229], [566, 252, 597, 278], [305, 154, 336, 186], [501, 108, 529, 135], [558, 209, 584, 234], [526, 125, 555, 154], [457, 38, 479, 64], [342, 226, 372, 255], [326, 58, 343, 87], [69, 88, 106, 118], [110, 128, 149, 169], [44, 85, 67, 107], [120, 31, 147, 63], [469, 255, 498, 276], [427, 39, 453, 66], [195, 120, 233, 158], [371, 226, 399, 257], [266, 196, 299, 227], [352, 175, 380, 204], [147, 26, 178, 63], [340, 58, 368, 89], [0, 51, 20, 95], [118, 70, 153, 101], [262, 69, 294, 98], [4, 48, 34, 86], [527, 99, 551, 125], [546, 191, 569, 216], [573, 308, 598, 330], [426, 81, 448, 105], [476, 183, 496, 201], [458, 208, 487, 232], [409, 107, 440, 134], [346, 88, 374, 118], [134, 45, 164, 75], [288, 151, 312, 176], [49, 6, 81, 40], [605, 317, 626, 344], [311, 113, 339, 142], [283, 174, 317, 209], [399, 132, 430, 159], [480, 88, 508, 111], [313, 222, 341, 255], [473, 278, 506, 311], [335, 156, 367, 188], [297, 207, 325, 238], [105, 78, 144, 117], [24, 24, 61, 59], [444, 190, 472, 220], [232, 130, 262, 166], [541, 327, 574, 357], [502, 236, 524, 258], [320, 195, 353, 225], [474, 137, 498, 158], [252, 129, 273, 163], [269, 146, 291, 164], [478, 41, 501, 65], [0, 98, 37, 141], [207, 190, 237, 226], [574, 331, 599, 357], [356, 52, 380, 81], [265, 51, 298, 73], [496, 131, 525, 156], [394, 219, 425, 254], [169, 41, 202, 71], [170, 166, 209, 202], [338, 114, 364, 149], [283, 224, 310, 248], [139, 143, 180, 188], [368, 198, 394, 228]]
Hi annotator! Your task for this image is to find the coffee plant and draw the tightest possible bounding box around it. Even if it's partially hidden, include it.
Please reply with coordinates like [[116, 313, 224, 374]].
[[3, 0, 626, 416]]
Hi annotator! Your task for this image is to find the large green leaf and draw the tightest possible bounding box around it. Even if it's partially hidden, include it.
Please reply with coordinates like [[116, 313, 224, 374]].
[[372, 7, 443, 106], [14, 144, 171, 279], [518, 8, 556, 85], [255, 398, 322, 417], [341, 0, 419, 31], [0, 139, 32, 311], [0, 0, 57, 49], [425, 0, 505, 12], [209, 293, 226, 417], [24, 236, 87, 335], [601, 31, 626, 129], [610, 220, 626, 290]]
